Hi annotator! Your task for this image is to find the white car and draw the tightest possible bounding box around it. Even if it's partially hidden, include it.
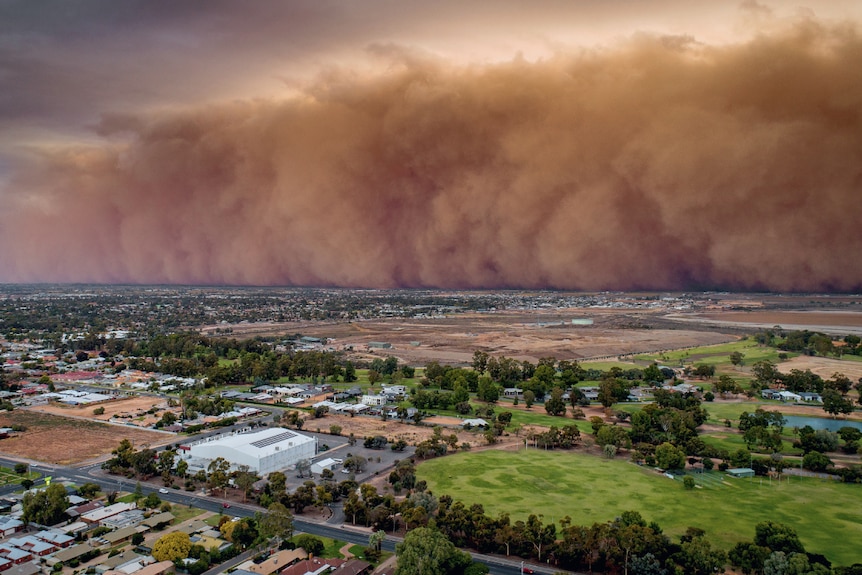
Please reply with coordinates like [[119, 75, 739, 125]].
[[158, 488, 169, 494]]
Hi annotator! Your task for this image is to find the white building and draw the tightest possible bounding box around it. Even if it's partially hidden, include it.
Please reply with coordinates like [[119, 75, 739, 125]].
[[310, 457, 339, 475], [360, 394, 388, 406], [183, 427, 317, 475]]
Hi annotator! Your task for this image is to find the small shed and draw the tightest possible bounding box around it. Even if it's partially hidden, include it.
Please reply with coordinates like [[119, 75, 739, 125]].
[[311, 458, 339, 475], [727, 468, 755, 478]]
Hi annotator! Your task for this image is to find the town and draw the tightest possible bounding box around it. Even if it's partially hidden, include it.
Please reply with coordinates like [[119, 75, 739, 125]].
[[0, 287, 861, 575]]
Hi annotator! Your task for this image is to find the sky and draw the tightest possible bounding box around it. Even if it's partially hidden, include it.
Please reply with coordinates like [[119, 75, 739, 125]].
[[1, 0, 861, 292]]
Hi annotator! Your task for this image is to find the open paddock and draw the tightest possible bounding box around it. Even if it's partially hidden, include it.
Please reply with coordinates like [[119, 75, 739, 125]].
[[0, 409, 172, 465], [29, 395, 172, 423], [416, 449, 861, 566]]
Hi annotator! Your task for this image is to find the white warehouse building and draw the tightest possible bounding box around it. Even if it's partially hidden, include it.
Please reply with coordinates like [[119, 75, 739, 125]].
[[183, 427, 317, 475]]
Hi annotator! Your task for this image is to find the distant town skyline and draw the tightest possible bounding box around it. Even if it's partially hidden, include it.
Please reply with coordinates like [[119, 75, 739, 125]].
[[1, 1, 861, 292]]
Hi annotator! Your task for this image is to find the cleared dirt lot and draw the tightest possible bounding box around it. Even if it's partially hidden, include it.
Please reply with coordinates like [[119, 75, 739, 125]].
[[28, 395, 172, 426], [311, 412, 485, 447], [293, 310, 738, 366], [698, 310, 862, 328], [0, 409, 173, 465]]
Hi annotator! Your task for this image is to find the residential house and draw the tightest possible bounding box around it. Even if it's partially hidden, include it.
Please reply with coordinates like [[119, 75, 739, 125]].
[[0, 517, 24, 537], [360, 395, 387, 407], [332, 559, 372, 575], [798, 392, 822, 403], [243, 548, 307, 575]]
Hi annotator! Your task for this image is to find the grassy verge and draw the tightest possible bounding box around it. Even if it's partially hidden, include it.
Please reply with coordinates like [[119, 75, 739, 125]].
[[416, 449, 861, 565]]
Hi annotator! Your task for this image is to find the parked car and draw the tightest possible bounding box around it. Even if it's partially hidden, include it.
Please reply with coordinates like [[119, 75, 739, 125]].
[[158, 488, 169, 494]]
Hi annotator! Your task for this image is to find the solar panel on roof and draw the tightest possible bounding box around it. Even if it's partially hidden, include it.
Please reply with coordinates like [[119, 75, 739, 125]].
[[250, 430, 296, 448]]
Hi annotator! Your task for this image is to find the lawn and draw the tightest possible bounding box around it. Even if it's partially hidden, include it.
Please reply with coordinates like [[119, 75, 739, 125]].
[[0, 467, 39, 486], [170, 505, 205, 524], [581, 360, 641, 371], [505, 409, 594, 435], [634, 340, 792, 367], [416, 449, 862, 566]]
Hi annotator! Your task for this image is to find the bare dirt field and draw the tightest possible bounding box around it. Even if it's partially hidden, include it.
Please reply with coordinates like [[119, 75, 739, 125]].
[[28, 396, 172, 426], [309, 412, 485, 447], [699, 310, 862, 328], [0, 409, 173, 465], [289, 310, 738, 366], [776, 355, 862, 382]]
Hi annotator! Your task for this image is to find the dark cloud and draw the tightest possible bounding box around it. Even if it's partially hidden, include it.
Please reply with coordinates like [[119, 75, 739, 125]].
[[1, 18, 861, 291]]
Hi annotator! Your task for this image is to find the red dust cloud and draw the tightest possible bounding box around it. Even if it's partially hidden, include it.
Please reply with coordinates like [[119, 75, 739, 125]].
[[1, 19, 861, 291]]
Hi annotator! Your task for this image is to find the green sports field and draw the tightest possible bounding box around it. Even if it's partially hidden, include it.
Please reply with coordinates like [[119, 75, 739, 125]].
[[416, 449, 862, 566]]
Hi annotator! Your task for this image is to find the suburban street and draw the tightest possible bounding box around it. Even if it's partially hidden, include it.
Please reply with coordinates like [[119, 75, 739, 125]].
[[0, 455, 568, 575]]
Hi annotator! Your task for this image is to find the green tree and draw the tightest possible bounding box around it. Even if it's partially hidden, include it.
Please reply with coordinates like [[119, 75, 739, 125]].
[[730, 351, 745, 366], [267, 471, 287, 499], [822, 388, 854, 417], [207, 457, 231, 495], [78, 482, 100, 498], [294, 534, 324, 556], [152, 531, 192, 562], [233, 465, 259, 503], [523, 390, 535, 409], [524, 514, 556, 562], [675, 534, 726, 575], [729, 542, 771, 575], [544, 386, 567, 416], [655, 442, 685, 471], [802, 451, 833, 472], [754, 521, 805, 555], [175, 459, 188, 479], [22, 483, 69, 526], [395, 527, 472, 575]]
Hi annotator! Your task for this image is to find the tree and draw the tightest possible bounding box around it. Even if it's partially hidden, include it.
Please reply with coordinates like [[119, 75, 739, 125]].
[[753, 361, 779, 386], [79, 482, 100, 498], [754, 521, 805, 555], [802, 451, 833, 472], [176, 459, 188, 479], [822, 389, 854, 417], [730, 351, 745, 366], [395, 527, 472, 575], [152, 531, 192, 562], [675, 534, 726, 575], [524, 514, 556, 562], [294, 534, 324, 556], [655, 442, 685, 471], [158, 450, 175, 485], [14, 463, 28, 475], [477, 376, 500, 403], [523, 390, 535, 409], [729, 542, 771, 575], [357, 531, 380, 559], [22, 483, 69, 526], [207, 458, 231, 495], [544, 387, 567, 416], [472, 351, 489, 374], [295, 458, 312, 478], [233, 465, 259, 502], [144, 493, 162, 509]]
